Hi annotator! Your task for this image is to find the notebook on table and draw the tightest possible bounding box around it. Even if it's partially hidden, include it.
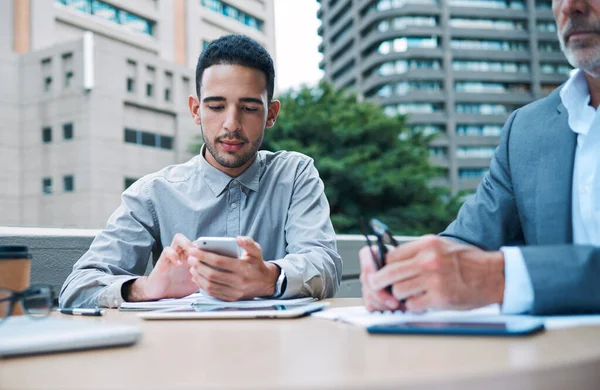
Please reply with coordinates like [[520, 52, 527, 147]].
[[0, 316, 141, 358]]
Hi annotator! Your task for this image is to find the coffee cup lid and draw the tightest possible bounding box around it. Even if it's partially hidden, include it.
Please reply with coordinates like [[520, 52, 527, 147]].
[[0, 245, 32, 259]]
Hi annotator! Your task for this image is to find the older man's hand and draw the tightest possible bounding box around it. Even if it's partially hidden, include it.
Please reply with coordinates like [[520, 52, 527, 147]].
[[363, 235, 506, 312]]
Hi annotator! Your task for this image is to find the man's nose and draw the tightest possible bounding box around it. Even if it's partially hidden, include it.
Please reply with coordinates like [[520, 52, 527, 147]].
[[223, 107, 241, 132], [558, 0, 589, 16]]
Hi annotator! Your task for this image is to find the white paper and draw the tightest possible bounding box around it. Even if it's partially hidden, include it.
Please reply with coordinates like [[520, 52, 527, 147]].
[[312, 305, 600, 330], [120, 291, 316, 311]]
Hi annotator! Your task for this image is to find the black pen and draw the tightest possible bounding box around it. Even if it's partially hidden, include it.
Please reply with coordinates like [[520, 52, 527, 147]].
[[58, 308, 104, 316]]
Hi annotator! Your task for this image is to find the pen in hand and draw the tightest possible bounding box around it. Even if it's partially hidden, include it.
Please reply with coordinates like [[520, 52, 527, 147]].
[[58, 308, 104, 316]]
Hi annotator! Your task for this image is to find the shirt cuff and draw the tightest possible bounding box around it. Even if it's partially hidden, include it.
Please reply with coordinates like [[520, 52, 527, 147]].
[[500, 246, 534, 314], [96, 276, 139, 308], [270, 259, 302, 299]]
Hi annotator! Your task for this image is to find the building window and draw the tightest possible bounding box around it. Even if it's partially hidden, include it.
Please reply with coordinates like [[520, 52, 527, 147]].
[[459, 168, 489, 179], [457, 125, 503, 136], [451, 39, 527, 51], [456, 103, 511, 115], [42, 178, 53, 194], [127, 78, 135, 93], [55, 0, 155, 36], [124, 128, 174, 150], [124, 177, 138, 190], [42, 127, 52, 143], [62, 53, 74, 89], [449, 0, 525, 9], [146, 66, 155, 98], [44, 77, 53, 92], [164, 71, 173, 102], [126, 60, 137, 93], [201, 0, 264, 31], [63, 175, 74, 192], [42, 58, 52, 92], [429, 146, 447, 157], [378, 36, 439, 54], [456, 147, 496, 159], [538, 41, 562, 52], [63, 123, 74, 140], [124, 128, 138, 143], [450, 18, 526, 31], [455, 82, 530, 93], [540, 63, 573, 75], [385, 103, 444, 116], [452, 60, 529, 73]]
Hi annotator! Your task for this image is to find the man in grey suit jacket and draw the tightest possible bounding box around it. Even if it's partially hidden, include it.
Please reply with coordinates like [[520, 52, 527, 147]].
[[360, 0, 600, 315]]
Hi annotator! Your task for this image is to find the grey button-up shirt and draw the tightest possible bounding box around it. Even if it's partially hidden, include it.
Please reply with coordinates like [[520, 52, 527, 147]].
[[59, 149, 342, 308]]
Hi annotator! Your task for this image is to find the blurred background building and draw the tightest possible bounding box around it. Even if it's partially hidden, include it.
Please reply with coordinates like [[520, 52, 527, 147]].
[[317, 0, 571, 194], [0, 0, 275, 228]]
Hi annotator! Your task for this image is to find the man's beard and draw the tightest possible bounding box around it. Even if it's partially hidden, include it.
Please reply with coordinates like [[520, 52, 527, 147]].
[[558, 15, 600, 77], [201, 127, 263, 169]]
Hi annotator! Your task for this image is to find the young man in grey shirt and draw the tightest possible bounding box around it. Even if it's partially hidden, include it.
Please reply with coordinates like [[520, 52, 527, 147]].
[[59, 35, 342, 308]]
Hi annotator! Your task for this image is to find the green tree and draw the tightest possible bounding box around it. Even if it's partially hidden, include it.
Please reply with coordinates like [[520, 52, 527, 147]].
[[190, 82, 461, 235]]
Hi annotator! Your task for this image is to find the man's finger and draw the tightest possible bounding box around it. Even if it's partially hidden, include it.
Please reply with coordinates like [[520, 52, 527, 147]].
[[237, 236, 262, 259], [359, 245, 380, 273], [368, 260, 420, 291], [190, 270, 241, 301], [171, 233, 194, 258], [193, 258, 240, 288], [197, 250, 239, 272], [391, 276, 426, 302], [405, 292, 431, 313], [386, 235, 445, 264], [155, 246, 180, 271]]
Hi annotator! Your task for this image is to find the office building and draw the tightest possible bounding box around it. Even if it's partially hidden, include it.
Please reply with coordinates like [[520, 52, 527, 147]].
[[317, 0, 571, 193], [0, 0, 275, 228]]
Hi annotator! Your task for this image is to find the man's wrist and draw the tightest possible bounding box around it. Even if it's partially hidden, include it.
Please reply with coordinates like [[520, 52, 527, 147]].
[[487, 251, 506, 306], [122, 277, 148, 302], [263, 262, 281, 297]]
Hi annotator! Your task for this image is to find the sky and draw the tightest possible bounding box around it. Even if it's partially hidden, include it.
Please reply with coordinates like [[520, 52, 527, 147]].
[[274, 0, 324, 92]]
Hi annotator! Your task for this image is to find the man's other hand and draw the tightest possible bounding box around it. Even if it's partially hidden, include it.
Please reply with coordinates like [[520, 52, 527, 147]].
[[125, 233, 199, 302]]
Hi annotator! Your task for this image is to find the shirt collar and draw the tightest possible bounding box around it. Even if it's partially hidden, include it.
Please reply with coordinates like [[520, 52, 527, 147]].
[[198, 145, 262, 197], [559, 69, 596, 136]]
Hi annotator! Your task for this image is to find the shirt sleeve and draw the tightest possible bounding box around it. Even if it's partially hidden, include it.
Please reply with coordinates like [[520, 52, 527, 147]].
[[271, 157, 343, 299], [58, 179, 159, 308], [500, 246, 534, 314]]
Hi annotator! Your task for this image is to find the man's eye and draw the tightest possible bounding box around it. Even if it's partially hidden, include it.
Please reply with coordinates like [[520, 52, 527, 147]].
[[208, 105, 224, 111], [243, 107, 259, 112]]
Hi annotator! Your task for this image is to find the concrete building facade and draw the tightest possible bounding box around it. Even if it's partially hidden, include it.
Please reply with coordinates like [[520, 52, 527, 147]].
[[317, 0, 571, 193], [0, 0, 276, 228]]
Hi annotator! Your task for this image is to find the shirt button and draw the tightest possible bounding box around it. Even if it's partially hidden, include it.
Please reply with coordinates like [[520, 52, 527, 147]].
[[583, 185, 591, 194], [230, 202, 237, 209]]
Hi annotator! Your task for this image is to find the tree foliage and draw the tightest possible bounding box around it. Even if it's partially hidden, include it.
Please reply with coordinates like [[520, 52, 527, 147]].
[[262, 82, 461, 235]]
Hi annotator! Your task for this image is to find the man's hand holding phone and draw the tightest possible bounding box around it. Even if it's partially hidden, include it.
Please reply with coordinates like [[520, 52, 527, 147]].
[[187, 236, 281, 301]]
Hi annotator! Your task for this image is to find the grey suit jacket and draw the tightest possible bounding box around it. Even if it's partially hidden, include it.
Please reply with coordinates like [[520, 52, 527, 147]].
[[441, 87, 600, 315]]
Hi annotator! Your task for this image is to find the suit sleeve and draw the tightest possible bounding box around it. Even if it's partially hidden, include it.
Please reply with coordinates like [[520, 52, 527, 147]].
[[520, 245, 600, 314], [440, 109, 524, 249]]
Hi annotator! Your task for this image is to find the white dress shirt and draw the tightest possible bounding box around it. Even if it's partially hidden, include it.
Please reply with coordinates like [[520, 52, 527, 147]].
[[502, 69, 600, 314]]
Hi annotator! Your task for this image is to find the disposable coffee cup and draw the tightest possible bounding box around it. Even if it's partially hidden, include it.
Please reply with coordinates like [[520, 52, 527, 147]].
[[0, 245, 32, 316]]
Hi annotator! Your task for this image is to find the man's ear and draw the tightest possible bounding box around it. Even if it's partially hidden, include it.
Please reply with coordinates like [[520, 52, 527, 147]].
[[188, 95, 201, 125], [266, 100, 281, 128]]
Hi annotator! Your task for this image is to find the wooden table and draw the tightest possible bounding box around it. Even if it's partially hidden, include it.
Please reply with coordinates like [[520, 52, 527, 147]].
[[2, 299, 600, 390]]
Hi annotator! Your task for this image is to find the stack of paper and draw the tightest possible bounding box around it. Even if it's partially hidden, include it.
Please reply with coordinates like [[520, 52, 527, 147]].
[[312, 305, 600, 330], [119, 292, 316, 311]]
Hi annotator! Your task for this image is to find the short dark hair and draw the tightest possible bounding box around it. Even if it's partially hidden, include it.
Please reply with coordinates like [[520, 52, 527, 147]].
[[195, 35, 275, 102]]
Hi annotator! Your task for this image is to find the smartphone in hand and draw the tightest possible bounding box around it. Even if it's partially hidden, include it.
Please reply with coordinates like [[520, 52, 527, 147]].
[[194, 237, 242, 258]]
